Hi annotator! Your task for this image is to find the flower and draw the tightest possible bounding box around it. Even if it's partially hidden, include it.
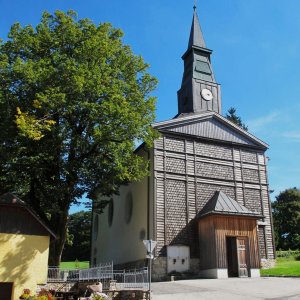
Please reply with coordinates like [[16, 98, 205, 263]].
[[19, 288, 55, 300], [37, 288, 53, 300], [19, 289, 32, 299]]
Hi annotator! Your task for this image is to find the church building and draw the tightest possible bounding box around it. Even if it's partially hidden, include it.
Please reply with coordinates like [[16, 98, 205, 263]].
[[91, 6, 275, 279]]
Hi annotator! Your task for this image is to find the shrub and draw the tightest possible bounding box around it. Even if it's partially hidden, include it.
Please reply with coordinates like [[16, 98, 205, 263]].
[[92, 294, 108, 300], [276, 250, 300, 258]]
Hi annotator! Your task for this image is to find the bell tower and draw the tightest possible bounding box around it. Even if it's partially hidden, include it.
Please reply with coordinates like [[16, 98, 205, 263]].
[[177, 6, 222, 116]]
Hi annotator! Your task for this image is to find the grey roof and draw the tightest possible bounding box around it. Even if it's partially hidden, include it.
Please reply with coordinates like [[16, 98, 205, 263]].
[[0, 192, 26, 205], [198, 191, 262, 218], [0, 192, 56, 238], [188, 7, 206, 49], [152, 112, 269, 149]]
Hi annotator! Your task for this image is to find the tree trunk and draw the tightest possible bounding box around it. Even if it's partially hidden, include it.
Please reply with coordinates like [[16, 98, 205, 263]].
[[48, 210, 69, 266]]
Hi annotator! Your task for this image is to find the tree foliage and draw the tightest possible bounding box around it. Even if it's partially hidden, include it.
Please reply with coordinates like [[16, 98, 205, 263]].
[[62, 210, 91, 261], [225, 107, 248, 131], [272, 188, 300, 250], [0, 10, 157, 265]]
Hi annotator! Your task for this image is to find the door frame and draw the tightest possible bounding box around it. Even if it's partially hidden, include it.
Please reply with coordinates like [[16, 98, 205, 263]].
[[226, 235, 250, 278]]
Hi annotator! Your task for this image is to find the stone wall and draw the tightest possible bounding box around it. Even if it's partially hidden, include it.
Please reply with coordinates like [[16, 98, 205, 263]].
[[261, 259, 276, 269], [151, 257, 200, 281], [152, 257, 167, 281]]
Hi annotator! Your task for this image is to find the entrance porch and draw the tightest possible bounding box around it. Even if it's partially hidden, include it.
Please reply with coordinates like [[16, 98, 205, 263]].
[[197, 191, 262, 278]]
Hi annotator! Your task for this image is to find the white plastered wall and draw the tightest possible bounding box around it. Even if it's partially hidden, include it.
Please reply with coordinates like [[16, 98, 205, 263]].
[[92, 149, 152, 265]]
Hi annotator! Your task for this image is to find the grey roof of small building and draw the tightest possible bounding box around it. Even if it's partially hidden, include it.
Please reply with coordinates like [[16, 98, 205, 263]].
[[0, 192, 56, 238], [198, 191, 262, 218], [0, 192, 27, 205]]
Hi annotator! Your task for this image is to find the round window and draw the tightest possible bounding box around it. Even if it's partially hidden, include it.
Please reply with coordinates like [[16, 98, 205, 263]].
[[108, 200, 114, 227], [125, 192, 133, 224]]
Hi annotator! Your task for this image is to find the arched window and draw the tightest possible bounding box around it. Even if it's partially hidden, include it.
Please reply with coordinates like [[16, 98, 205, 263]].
[[125, 192, 133, 224], [93, 214, 99, 240], [108, 200, 114, 227]]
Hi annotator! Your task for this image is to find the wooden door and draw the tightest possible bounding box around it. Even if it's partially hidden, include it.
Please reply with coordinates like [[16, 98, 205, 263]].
[[0, 282, 13, 300], [237, 237, 249, 277]]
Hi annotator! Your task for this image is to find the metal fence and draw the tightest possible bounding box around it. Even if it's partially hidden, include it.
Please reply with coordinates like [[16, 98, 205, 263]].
[[47, 263, 149, 290], [47, 262, 113, 283], [47, 268, 73, 282], [112, 268, 149, 289]]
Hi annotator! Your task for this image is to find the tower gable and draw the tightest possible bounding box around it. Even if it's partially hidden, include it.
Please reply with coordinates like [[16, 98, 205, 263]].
[[153, 113, 268, 149]]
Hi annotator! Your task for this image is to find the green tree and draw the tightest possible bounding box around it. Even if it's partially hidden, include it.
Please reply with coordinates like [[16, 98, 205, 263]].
[[272, 188, 300, 250], [0, 11, 157, 265], [225, 107, 248, 131], [62, 211, 91, 261]]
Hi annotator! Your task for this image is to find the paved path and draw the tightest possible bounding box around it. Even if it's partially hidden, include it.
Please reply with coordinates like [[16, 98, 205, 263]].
[[152, 277, 300, 300]]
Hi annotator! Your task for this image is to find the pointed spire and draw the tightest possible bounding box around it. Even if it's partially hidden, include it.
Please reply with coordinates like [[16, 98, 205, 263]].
[[177, 3, 221, 117], [188, 5, 206, 49]]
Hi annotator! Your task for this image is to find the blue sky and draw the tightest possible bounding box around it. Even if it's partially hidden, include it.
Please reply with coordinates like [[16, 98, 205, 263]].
[[1, 0, 299, 212]]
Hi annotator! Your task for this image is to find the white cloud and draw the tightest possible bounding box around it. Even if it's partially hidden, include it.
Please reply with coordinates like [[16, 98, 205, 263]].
[[282, 131, 300, 141], [247, 112, 280, 132]]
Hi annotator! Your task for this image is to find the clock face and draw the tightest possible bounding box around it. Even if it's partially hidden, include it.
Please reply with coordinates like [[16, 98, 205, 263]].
[[201, 88, 213, 101]]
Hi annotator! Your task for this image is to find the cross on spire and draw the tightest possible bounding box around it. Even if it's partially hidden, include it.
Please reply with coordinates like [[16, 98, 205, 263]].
[[193, 0, 197, 11], [188, 1, 206, 49]]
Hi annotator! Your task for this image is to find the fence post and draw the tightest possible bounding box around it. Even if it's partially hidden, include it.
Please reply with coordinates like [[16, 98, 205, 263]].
[[148, 259, 152, 300], [123, 269, 125, 288]]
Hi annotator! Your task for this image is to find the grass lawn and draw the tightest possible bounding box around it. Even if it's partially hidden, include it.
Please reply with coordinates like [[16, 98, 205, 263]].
[[60, 261, 89, 269], [261, 256, 300, 276]]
